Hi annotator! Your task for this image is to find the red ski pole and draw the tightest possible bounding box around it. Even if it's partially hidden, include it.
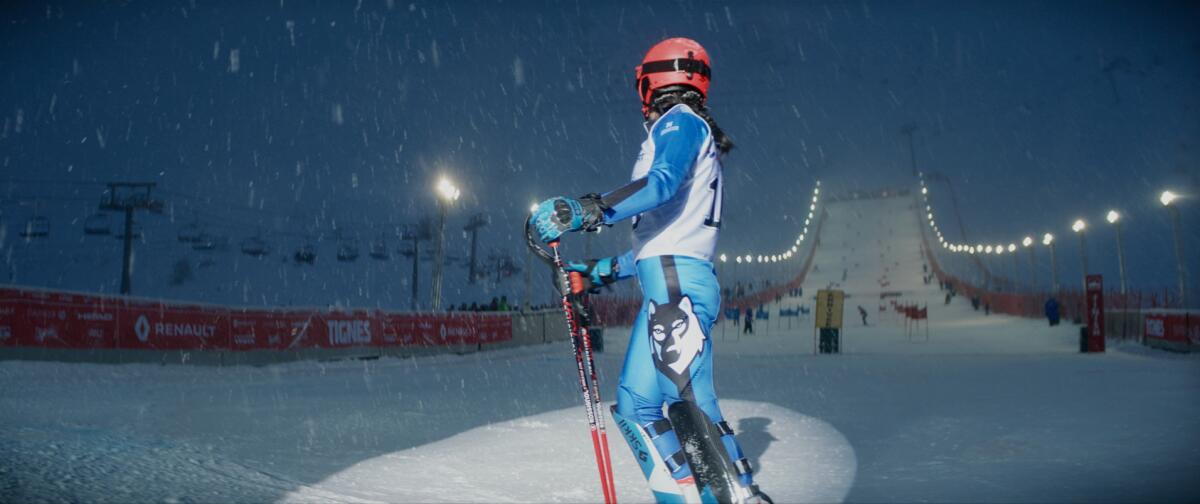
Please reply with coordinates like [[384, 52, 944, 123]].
[[571, 274, 618, 502], [537, 236, 616, 504]]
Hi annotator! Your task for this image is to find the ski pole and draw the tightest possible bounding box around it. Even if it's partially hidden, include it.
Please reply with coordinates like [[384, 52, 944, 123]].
[[525, 219, 615, 504], [549, 241, 614, 504], [550, 242, 617, 504], [567, 265, 617, 503]]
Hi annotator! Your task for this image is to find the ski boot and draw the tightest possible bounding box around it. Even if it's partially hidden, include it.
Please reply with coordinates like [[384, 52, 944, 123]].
[[714, 420, 773, 504], [611, 406, 703, 503]]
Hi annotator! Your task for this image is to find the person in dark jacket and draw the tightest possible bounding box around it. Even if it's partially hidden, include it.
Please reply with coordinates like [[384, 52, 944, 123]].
[[743, 307, 754, 334], [1044, 297, 1061, 326]]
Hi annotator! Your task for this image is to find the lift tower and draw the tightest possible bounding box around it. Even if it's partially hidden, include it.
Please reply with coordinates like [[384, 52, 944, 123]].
[[463, 214, 488, 284], [100, 183, 164, 295]]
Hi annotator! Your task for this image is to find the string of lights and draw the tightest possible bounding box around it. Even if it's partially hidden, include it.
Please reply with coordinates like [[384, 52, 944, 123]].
[[918, 173, 1189, 304], [718, 180, 821, 266]]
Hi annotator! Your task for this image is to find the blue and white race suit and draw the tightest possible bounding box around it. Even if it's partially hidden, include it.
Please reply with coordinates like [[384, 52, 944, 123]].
[[597, 103, 751, 491]]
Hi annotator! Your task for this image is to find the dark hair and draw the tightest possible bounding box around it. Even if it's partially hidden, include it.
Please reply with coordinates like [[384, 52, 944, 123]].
[[650, 87, 734, 154]]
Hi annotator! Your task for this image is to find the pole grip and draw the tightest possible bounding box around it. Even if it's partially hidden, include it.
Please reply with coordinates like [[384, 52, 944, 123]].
[[568, 271, 586, 295]]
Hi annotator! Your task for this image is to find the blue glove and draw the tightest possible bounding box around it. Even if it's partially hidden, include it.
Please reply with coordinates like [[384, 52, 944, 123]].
[[529, 194, 607, 243], [564, 257, 620, 293]]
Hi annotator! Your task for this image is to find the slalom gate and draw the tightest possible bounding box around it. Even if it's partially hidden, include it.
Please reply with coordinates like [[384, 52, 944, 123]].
[[0, 285, 640, 365]]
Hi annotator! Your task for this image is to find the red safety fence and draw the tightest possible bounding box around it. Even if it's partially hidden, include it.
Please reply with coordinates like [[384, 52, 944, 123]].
[[0, 286, 511, 351], [1143, 310, 1200, 346], [589, 297, 641, 327]]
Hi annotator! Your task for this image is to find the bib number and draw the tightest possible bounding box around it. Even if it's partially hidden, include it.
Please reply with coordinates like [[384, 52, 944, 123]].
[[704, 173, 723, 228]]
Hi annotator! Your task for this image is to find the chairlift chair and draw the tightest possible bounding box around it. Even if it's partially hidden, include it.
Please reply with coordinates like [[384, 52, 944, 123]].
[[192, 232, 217, 251], [83, 213, 111, 236], [337, 240, 360, 262], [177, 221, 203, 243], [241, 236, 269, 257], [295, 243, 317, 264], [20, 216, 50, 238], [114, 222, 143, 240], [369, 237, 389, 260]]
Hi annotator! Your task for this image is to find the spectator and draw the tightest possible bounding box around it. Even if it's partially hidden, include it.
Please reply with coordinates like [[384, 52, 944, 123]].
[[858, 305, 869, 326], [489, 297, 499, 311], [743, 307, 754, 334], [1044, 297, 1061, 326], [499, 296, 510, 311]]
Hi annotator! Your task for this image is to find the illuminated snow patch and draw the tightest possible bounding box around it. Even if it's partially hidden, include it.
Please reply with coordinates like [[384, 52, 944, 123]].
[[281, 400, 855, 503]]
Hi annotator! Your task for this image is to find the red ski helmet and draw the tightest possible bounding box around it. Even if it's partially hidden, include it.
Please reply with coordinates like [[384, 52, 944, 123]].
[[634, 37, 712, 116]]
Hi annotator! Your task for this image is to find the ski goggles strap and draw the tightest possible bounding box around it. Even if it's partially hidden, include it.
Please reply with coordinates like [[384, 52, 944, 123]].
[[639, 58, 712, 79]]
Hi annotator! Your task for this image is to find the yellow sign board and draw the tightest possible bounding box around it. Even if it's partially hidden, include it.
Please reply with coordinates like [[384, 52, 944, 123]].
[[815, 289, 844, 329]]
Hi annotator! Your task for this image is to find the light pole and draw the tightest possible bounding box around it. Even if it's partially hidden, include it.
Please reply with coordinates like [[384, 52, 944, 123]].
[[994, 244, 1005, 291], [431, 177, 461, 311], [1044, 233, 1059, 294], [1072, 219, 1089, 292], [1023, 236, 1035, 293], [734, 255, 743, 297], [1008, 243, 1018, 292], [1161, 190, 1188, 307], [984, 245, 995, 290], [1106, 210, 1128, 296], [901, 123, 919, 178]]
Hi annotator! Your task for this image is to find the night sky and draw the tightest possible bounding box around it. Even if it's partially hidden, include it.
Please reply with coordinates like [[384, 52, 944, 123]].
[[1, 0, 1197, 308]]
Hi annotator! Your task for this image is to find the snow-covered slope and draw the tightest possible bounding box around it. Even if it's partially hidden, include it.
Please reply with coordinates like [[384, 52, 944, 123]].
[[2, 192, 1197, 503]]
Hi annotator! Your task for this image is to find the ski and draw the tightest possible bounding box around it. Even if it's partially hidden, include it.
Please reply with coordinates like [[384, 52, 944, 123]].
[[668, 400, 745, 504]]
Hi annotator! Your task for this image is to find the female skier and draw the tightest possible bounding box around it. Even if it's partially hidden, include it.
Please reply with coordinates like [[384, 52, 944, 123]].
[[529, 38, 770, 504]]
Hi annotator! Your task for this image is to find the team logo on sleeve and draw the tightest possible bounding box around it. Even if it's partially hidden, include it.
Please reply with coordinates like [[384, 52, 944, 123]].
[[648, 295, 705, 384]]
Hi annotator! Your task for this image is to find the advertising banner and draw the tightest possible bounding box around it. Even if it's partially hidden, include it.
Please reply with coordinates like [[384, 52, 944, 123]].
[[1144, 311, 1195, 345], [815, 289, 844, 329], [1084, 275, 1105, 353], [0, 288, 118, 349], [228, 309, 308, 350], [117, 301, 230, 350], [475, 314, 513, 343], [0, 286, 513, 353]]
